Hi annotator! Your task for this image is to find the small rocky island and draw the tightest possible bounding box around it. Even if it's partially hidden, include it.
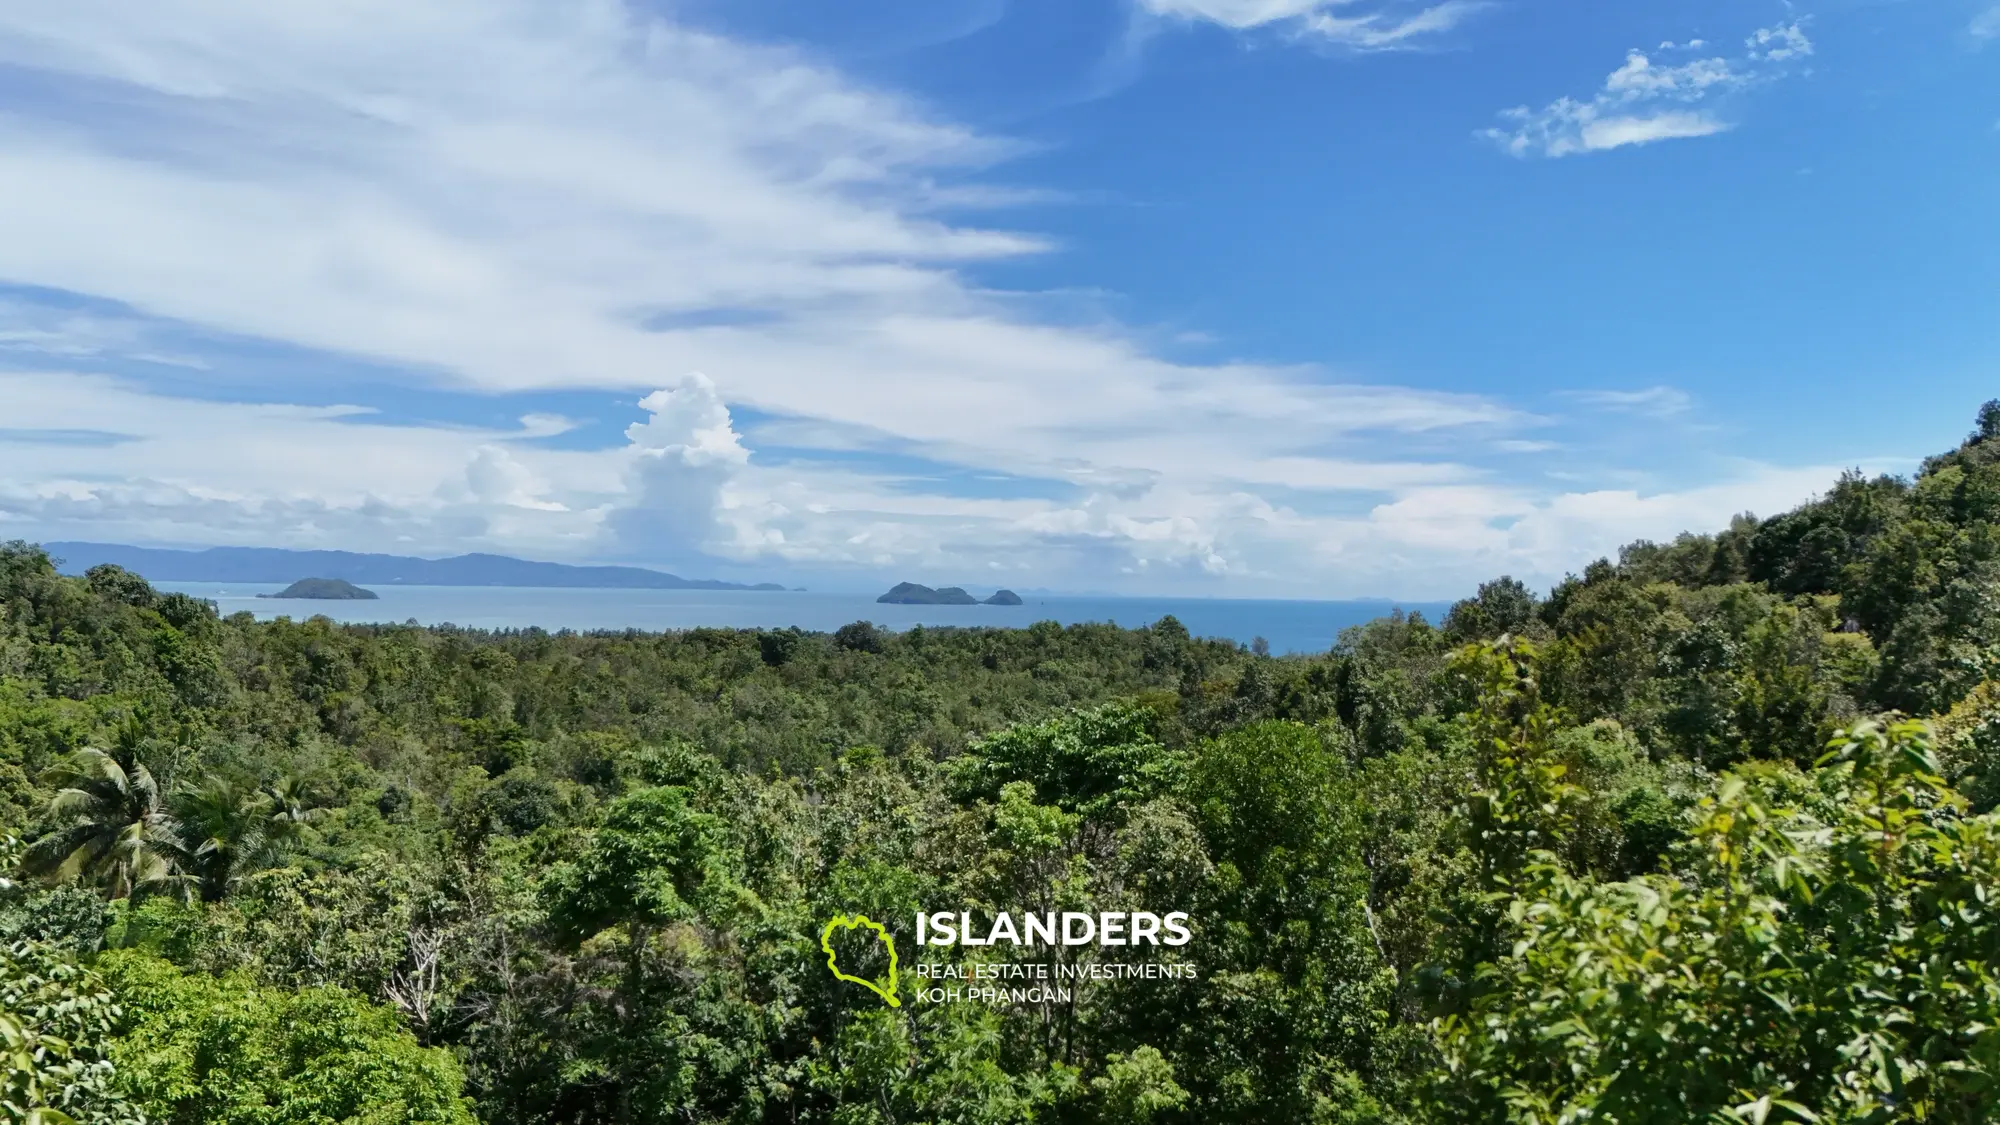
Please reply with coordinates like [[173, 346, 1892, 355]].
[[259, 577, 379, 600], [877, 582, 977, 605], [877, 582, 1023, 606]]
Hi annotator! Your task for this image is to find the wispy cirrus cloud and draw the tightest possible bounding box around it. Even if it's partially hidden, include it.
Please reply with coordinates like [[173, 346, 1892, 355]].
[[1567, 386, 1695, 418], [1136, 0, 1489, 49], [1483, 20, 1813, 158], [1972, 3, 2000, 41]]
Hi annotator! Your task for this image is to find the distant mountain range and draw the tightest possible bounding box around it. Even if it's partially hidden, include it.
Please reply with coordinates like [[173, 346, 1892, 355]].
[[45, 543, 789, 592]]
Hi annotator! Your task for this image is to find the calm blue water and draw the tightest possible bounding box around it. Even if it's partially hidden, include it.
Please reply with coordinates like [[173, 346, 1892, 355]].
[[157, 583, 1453, 656]]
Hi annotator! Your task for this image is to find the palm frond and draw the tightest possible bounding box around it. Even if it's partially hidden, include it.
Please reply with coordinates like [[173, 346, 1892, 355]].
[[43, 787, 109, 820], [19, 824, 111, 883]]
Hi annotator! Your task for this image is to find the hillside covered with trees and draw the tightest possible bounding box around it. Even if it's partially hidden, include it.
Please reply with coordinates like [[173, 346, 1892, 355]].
[[10, 406, 2000, 1123]]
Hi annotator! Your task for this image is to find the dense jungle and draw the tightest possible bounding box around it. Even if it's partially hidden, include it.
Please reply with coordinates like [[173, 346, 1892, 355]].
[[12, 405, 2000, 1124]]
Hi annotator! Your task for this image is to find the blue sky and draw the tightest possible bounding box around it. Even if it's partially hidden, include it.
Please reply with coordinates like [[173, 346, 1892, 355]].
[[0, 0, 1995, 597]]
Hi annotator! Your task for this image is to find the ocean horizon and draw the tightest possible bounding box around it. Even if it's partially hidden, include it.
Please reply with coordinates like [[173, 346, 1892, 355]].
[[157, 582, 1454, 656]]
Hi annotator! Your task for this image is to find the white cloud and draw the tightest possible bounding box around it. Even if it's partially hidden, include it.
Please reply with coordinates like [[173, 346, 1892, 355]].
[[1746, 21, 1814, 62], [462, 446, 567, 512], [1973, 4, 2000, 40], [0, 367, 1880, 598], [1602, 53, 1741, 98], [1495, 464, 1851, 575], [611, 374, 751, 562], [0, 370, 616, 555], [1142, 0, 1328, 25], [1483, 20, 1812, 158], [1227, 457, 1472, 491], [1487, 107, 1728, 159], [0, 2, 1511, 496], [514, 413, 580, 439], [1137, 0, 1487, 48], [0, 2, 1860, 597], [1568, 386, 1695, 417]]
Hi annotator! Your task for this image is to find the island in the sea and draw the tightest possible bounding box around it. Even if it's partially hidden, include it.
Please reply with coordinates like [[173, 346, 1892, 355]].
[[259, 577, 380, 600], [877, 582, 977, 605], [877, 582, 1024, 606]]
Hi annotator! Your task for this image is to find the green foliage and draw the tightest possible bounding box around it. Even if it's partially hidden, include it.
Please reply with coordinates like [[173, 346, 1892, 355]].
[[22, 748, 181, 900], [1087, 1047, 1187, 1123], [1436, 718, 2000, 1123], [1444, 576, 1542, 643], [0, 938, 140, 1125], [100, 950, 475, 1124], [951, 703, 1179, 815], [832, 621, 885, 655], [1935, 679, 2000, 811], [542, 784, 743, 941], [0, 835, 139, 1125], [1618, 515, 1757, 589], [22, 745, 325, 905], [1175, 721, 1401, 1120]]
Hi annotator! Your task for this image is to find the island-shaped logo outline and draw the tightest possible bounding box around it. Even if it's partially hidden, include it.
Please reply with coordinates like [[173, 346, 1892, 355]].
[[820, 913, 901, 1008]]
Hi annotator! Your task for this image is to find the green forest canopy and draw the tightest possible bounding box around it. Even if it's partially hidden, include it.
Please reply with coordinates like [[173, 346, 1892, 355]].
[[9, 403, 2000, 1123]]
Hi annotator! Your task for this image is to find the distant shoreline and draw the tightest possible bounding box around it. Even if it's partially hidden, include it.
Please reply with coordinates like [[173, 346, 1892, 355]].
[[155, 581, 1455, 656], [47, 541, 787, 592]]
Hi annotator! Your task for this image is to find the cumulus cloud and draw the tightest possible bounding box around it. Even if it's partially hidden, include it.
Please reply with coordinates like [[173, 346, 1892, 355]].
[[1137, 0, 1487, 48], [1483, 20, 1812, 158], [1746, 22, 1814, 62], [611, 374, 751, 561], [1496, 465, 1847, 576], [463, 446, 566, 512]]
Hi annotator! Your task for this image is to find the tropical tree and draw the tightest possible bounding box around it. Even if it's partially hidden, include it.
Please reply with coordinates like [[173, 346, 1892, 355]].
[[256, 774, 322, 849], [0, 837, 142, 1125], [22, 749, 186, 900], [99, 949, 476, 1124], [1433, 717, 2000, 1123], [170, 775, 326, 903], [1, 942, 141, 1125]]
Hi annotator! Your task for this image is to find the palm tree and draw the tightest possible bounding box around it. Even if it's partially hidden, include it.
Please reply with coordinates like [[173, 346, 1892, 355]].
[[259, 774, 324, 847], [22, 749, 327, 903], [173, 776, 273, 903], [22, 748, 188, 900], [172, 773, 326, 902]]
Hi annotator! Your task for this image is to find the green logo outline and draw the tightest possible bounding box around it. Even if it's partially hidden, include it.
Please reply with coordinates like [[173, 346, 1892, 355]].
[[821, 913, 902, 1008]]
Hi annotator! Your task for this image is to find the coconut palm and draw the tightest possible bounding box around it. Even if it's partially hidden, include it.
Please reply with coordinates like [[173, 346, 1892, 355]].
[[173, 775, 278, 902], [173, 773, 327, 902], [259, 774, 325, 846], [21, 748, 188, 900]]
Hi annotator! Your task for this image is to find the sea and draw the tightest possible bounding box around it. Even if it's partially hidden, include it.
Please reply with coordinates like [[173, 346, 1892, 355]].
[[155, 583, 1454, 657]]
